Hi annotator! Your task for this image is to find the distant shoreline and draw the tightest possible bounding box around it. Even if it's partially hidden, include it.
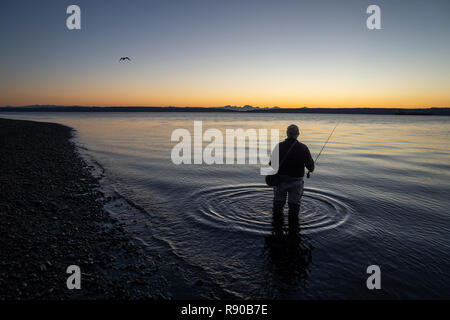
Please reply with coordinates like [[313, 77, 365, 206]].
[[1, 106, 449, 115]]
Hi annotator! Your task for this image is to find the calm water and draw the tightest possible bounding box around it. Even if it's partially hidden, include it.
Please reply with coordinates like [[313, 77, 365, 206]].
[[2, 112, 450, 299]]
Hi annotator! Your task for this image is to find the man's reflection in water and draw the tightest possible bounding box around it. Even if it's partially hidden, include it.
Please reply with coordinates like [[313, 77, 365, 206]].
[[264, 205, 313, 289]]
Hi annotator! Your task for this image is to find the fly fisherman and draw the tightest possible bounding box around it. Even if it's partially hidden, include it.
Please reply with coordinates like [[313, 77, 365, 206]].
[[270, 124, 315, 234]]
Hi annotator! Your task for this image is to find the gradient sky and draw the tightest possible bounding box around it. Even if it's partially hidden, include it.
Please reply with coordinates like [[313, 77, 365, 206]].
[[1, 0, 449, 108]]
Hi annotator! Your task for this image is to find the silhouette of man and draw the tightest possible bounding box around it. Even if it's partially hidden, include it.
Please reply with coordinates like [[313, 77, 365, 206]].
[[270, 124, 314, 234]]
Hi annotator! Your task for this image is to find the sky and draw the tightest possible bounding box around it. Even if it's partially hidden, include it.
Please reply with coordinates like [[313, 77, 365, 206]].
[[0, 0, 449, 108]]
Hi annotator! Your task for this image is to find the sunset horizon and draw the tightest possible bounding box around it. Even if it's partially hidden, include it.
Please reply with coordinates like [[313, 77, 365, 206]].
[[2, 103, 449, 109], [1, 1, 449, 109]]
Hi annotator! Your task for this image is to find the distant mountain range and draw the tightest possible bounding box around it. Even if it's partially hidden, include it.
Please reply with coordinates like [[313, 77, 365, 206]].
[[217, 105, 281, 111], [0, 105, 449, 115]]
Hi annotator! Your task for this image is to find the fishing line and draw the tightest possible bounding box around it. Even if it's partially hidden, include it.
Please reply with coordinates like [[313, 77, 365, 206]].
[[307, 121, 339, 178]]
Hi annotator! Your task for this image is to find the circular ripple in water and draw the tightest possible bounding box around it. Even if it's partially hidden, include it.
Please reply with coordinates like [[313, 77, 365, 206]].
[[188, 184, 351, 235]]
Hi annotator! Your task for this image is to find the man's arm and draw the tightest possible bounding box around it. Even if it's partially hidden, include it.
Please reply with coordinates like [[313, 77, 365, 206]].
[[304, 145, 315, 173]]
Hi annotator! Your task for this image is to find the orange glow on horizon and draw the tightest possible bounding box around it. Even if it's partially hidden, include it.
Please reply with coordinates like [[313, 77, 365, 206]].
[[1, 69, 449, 109]]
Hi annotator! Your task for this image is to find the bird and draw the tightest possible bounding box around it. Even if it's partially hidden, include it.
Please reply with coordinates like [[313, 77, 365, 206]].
[[119, 57, 131, 62]]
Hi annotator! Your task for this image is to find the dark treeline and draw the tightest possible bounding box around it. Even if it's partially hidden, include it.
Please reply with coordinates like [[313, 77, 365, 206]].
[[1, 105, 449, 115]]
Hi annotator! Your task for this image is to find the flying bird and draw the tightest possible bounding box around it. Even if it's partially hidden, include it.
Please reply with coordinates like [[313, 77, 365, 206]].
[[119, 57, 131, 62]]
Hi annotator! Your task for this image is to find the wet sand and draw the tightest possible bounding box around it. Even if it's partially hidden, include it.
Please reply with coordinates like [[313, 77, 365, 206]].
[[0, 118, 163, 299]]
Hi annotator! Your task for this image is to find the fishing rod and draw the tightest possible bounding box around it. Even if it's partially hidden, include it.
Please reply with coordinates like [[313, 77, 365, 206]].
[[306, 122, 339, 179]]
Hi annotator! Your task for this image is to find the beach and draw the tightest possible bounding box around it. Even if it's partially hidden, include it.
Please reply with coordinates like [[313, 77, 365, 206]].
[[0, 118, 162, 299]]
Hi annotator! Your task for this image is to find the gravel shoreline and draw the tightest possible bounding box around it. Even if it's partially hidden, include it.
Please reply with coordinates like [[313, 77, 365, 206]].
[[0, 118, 163, 300]]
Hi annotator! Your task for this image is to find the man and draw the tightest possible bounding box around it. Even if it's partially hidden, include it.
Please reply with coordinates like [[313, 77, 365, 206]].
[[270, 124, 314, 234]]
